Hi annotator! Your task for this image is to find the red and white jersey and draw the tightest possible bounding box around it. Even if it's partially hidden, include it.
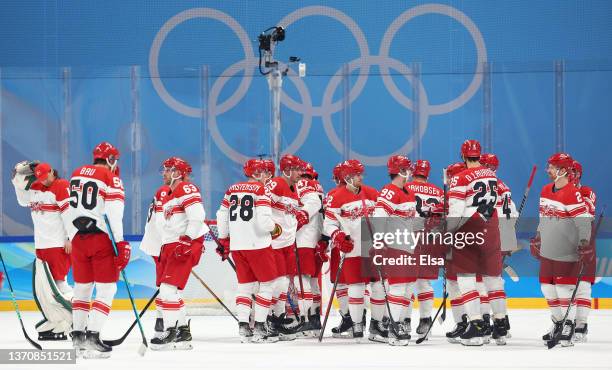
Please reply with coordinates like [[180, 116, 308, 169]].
[[537, 183, 592, 261], [496, 179, 519, 252], [140, 185, 171, 257], [266, 177, 300, 249], [373, 183, 421, 250], [295, 178, 323, 248], [216, 181, 275, 251], [447, 166, 499, 230], [69, 165, 125, 242], [404, 181, 443, 217], [157, 181, 206, 244], [13, 178, 72, 249], [578, 185, 596, 217], [323, 185, 378, 258]]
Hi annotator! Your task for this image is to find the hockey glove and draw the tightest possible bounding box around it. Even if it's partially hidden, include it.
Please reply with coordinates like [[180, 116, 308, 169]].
[[217, 238, 231, 261], [578, 239, 594, 264], [175, 235, 193, 262], [295, 210, 309, 231], [529, 235, 541, 259], [114, 241, 131, 272], [332, 230, 354, 254], [315, 240, 329, 263]]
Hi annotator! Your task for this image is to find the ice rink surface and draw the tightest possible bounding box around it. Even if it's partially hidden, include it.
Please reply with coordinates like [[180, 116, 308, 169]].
[[1, 309, 611, 370]]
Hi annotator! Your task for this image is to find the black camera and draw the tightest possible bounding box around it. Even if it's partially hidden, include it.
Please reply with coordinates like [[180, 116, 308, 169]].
[[258, 26, 285, 52]]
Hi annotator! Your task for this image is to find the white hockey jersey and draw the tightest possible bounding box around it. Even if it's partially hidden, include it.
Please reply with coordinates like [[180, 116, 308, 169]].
[[13, 177, 72, 249], [157, 181, 206, 244], [140, 185, 171, 257], [266, 177, 300, 249], [496, 179, 519, 252], [295, 178, 323, 249], [216, 181, 275, 251]]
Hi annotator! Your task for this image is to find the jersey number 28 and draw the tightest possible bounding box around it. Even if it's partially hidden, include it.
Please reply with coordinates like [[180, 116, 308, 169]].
[[229, 194, 254, 222]]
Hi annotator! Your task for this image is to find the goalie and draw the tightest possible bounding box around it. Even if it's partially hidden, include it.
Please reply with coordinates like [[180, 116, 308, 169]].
[[11, 161, 74, 341]]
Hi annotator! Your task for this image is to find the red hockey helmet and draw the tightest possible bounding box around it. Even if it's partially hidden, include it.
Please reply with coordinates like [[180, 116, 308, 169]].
[[279, 154, 304, 172], [340, 159, 364, 180], [547, 152, 573, 170], [446, 162, 466, 179], [263, 159, 276, 176], [572, 160, 582, 181], [93, 141, 120, 161], [243, 159, 267, 178], [387, 155, 411, 175], [303, 162, 318, 179], [460, 139, 481, 159], [412, 159, 431, 178], [480, 153, 499, 171], [165, 157, 192, 178], [332, 163, 344, 183]]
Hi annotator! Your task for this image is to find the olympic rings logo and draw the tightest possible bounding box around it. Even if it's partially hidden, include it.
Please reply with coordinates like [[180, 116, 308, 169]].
[[149, 4, 487, 166]]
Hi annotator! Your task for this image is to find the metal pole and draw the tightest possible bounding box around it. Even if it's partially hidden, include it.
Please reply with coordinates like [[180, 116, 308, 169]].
[[554, 60, 565, 152], [412, 62, 422, 159], [342, 64, 351, 160], [61, 67, 71, 179], [0, 68, 3, 234], [201, 65, 212, 217], [482, 62, 493, 152], [268, 68, 283, 166], [130, 66, 142, 234]]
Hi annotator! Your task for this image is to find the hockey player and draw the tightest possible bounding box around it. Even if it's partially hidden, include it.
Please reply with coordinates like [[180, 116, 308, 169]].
[[442, 162, 470, 343], [570, 160, 597, 342], [323, 159, 385, 342], [446, 140, 506, 346], [139, 158, 173, 340], [11, 161, 73, 341], [266, 154, 307, 340], [372, 155, 417, 346], [531, 153, 592, 347], [481, 153, 517, 344], [404, 159, 444, 339], [216, 159, 280, 343], [69, 142, 129, 358], [151, 157, 206, 350], [294, 162, 324, 337]]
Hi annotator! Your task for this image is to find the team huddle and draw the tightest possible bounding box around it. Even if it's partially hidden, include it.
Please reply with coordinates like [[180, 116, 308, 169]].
[[5, 139, 597, 357]]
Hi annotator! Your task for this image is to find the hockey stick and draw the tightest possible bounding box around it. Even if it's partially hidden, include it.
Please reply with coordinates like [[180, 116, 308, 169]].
[[0, 250, 42, 350], [190, 270, 238, 322], [103, 289, 159, 346], [294, 243, 306, 318], [439, 167, 449, 324], [502, 165, 537, 281], [547, 206, 605, 349], [318, 251, 347, 342], [416, 286, 448, 344], [203, 221, 239, 272], [103, 215, 147, 356]]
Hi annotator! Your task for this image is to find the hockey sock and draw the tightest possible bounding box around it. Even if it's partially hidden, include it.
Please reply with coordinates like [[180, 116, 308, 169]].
[[254, 280, 274, 323], [336, 284, 349, 315], [556, 284, 578, 321], [89, 282, 117, 332], [177, 290, 187, 326], [347, 283, 365, 323], [484, 276, 507, 319], [416, 279, 434, 318], [159, 283, 182, 330], [541, 283, 561, 321], [272, 276, 290, 316], [236, 282, 257, 323], [369, 281, 386, 321], [575, 281, 592, 327], [447, 279, 466, 323], [476, 280, 491, 316], [311, 277, 321, 313], [155, 297, 163, 319], [72, 282, 93, 331], [388, 283, 412, 321], [295, 275, 313, 318], [457, 274, 481, 320]]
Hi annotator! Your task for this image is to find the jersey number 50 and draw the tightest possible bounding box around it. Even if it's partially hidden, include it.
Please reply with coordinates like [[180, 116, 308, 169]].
[[69, 180, 99, 210]]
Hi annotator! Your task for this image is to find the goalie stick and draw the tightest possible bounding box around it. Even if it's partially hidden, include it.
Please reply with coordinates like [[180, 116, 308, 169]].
[[104, 215, 148, 356], [103, 289, 159, 346], [547, 205, 605, 349], [0, 249, 42, 350]]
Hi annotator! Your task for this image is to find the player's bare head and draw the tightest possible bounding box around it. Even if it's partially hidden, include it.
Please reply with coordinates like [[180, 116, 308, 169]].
[[412, 159, 431, 182], [302, 162, 318, 180], [244, 159, 268, 183], [162, 157, 192, 186], [460, 139, 482, 165], [387, 155, 412, 184], [547, 153, 573, 182], [480, 153, 499, 172], [280, 154, 305, 184], [570, 160, 582, 185], [341, 159, 364, 191], [332, 163, 345, 185], [93, 141, 120, 172], [33, 162, 56, 186]]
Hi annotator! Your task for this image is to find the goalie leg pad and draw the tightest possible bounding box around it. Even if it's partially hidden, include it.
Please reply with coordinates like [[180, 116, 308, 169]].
[[33, 258, 72, 338]]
